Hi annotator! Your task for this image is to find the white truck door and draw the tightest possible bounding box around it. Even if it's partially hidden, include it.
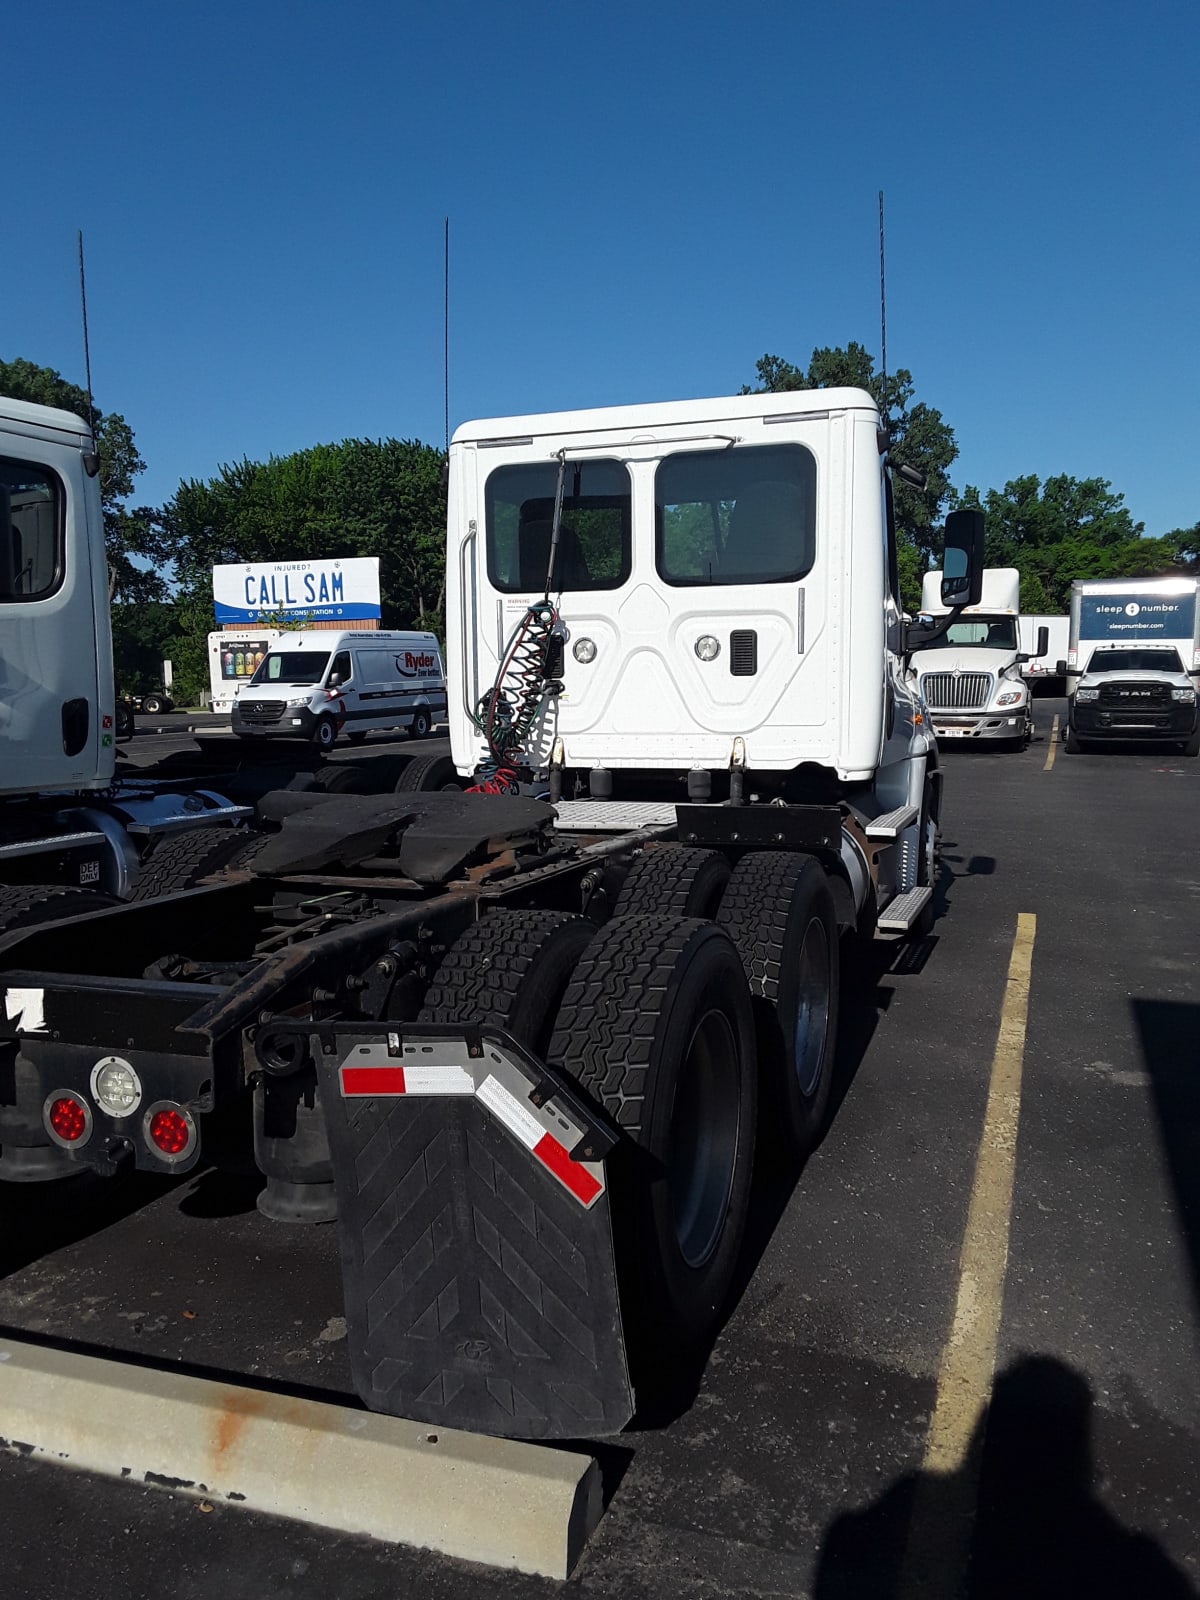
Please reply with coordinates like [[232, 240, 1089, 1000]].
[[0, 439, 106, 796]]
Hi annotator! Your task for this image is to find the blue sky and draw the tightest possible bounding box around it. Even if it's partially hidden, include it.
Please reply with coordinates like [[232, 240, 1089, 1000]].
[[4, 0, 1197, 536]]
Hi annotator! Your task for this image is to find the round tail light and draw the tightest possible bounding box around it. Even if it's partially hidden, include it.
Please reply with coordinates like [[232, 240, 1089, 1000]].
[[44, 1092, 93, 1148], [143, 1102, 197, 1164]]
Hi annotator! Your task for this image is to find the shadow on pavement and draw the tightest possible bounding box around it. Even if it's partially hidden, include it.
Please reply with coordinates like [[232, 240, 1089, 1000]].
[[1132, 999, 1200, 1316], [0, 1171, 176, 1279], [813, 1355, 1195, 1599]]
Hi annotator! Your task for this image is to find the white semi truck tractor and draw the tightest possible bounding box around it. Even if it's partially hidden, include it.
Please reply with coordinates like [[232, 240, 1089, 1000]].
[[0, 387, 985, 1436], [909, 567, 1044, 748]]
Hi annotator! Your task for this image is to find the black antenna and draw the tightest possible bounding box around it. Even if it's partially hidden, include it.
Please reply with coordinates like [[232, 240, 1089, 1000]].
[[443, 216, 450, 455], [878, 190, 888, 421], [77, 229, 97, 437]]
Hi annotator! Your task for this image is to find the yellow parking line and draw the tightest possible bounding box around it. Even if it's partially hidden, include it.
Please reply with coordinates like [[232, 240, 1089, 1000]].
[[899, 912, 1038, 1598], [1043, 715, 1060, 770]]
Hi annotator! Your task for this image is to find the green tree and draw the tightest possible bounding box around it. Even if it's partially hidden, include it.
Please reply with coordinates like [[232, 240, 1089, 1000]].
[[743, 342, 959, 600], [0, 357, 166, 602], [162, 437, 448, 694], [953, 475, 1191, 612]]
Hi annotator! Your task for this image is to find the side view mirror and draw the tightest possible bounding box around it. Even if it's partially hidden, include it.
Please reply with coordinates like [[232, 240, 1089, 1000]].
[[1055, 660, 1069, 676], [940, 509, 985, 608], [327, 672, 343, 689], [1036, 626, 1049, 658]]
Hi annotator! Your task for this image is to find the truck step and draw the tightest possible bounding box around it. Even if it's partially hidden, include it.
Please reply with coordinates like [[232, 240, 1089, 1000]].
[[552, 800, 678, 831], [0, 830, 108, 860], [876, 885, 933, 933], [865, 805, 918, 840]]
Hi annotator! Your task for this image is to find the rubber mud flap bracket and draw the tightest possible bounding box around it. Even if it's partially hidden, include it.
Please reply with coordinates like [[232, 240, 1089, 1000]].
[[305, 1020, 633, 1440]]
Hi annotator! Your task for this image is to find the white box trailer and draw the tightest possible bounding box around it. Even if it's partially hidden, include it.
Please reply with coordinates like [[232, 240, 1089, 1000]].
[[207, 629, 285, 714], [1018, 614, 1069, 690]]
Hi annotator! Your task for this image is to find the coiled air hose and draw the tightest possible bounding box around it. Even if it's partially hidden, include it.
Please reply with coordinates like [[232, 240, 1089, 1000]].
[[466, 601, 559, 794]]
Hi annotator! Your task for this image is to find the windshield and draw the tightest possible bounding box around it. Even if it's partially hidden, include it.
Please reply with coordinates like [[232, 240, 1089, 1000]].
[[248, 650, 331, 686], [1086, 648, 1184, 673], [921, 619, 1018, 650]]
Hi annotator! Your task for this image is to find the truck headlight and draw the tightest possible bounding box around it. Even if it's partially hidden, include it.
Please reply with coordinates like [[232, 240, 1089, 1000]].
[[695, 635, 721, 662], [1075, 687, 1099, 702], [996, 691, 1023, 707], [287, 696, 313, 707], [1171, 687, 1196, 704]]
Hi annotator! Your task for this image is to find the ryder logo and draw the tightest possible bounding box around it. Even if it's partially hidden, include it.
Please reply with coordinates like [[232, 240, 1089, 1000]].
[[396, 651, 438, 678]]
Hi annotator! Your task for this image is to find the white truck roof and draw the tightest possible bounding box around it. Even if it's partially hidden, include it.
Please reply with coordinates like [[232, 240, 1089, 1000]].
[[264, 629, 439, 651], [452, 387, 879, 444], [921, 567, 1020, 617], [0, 394, 94, 442]]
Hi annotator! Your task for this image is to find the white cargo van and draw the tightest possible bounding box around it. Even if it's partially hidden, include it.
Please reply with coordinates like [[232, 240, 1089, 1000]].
[[231, 629, 447, 749]]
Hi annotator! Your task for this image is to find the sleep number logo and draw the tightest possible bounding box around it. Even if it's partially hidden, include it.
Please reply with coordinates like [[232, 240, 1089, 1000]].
[[1082, 595, 1193, 638]]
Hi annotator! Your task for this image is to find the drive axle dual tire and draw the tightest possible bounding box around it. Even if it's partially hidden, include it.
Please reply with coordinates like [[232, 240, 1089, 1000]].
[[128, 826, 268, 900], [418, 908, 596, 1055], [612, 847, 730, 921], [718, 851, 839, 1160], [549, 915, 757, 1357]]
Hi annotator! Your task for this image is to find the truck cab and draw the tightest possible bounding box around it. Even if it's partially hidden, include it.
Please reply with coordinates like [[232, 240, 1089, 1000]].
[[0, 396, 114, 796], [447, 387, 931, 805], [910, 567, 1034, 748]]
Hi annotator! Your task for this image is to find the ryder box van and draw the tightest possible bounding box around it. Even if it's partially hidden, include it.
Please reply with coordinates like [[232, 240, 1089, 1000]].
[[231, 629, 447, 749]]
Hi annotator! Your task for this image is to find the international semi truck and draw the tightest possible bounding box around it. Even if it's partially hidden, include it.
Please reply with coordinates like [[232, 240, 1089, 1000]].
[[909, 567, 1043, 747], [1061, 576, 1200, 755], [0, 386, 985, 1439]]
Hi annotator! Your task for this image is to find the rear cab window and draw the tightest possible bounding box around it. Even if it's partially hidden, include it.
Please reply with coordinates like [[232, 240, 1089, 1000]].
[[655, 443, 816, 586], [485, 460, 632, 592]]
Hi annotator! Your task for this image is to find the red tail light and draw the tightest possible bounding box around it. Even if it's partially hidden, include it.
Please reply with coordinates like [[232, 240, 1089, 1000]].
[[143, 1102, 197, 1163], [43, 1092, 93, 1148]]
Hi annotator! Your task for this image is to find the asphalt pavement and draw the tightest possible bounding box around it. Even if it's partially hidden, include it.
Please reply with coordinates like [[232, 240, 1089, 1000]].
[[1, 700, 1197, 1599]]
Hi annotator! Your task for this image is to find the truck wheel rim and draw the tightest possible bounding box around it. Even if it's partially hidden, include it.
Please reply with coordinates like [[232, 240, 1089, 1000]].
[[793, 919, 830, 1098], [668, 1008, 740, 1269]]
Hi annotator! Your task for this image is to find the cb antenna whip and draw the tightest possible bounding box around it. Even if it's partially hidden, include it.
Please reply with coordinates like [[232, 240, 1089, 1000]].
[[77, 229, 97, 437], [878, 190, 888, 429], [443, 216, 450, 455]]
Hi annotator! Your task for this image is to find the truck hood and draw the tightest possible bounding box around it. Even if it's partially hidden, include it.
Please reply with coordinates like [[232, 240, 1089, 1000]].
[[912, 649, 1017, 675], [1078, 669, 1192, 690]]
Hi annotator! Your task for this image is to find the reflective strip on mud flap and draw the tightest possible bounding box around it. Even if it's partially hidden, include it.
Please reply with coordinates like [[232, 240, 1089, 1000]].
[[476, 1074, 603, 1208], [339, 1048, 474, 1098], [336, 1036, 607, 1210]]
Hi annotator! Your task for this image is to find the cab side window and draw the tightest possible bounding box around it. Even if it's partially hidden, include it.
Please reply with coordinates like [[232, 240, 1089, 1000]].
[[329, 651, 352, 687], [0, 457, 64, 601]]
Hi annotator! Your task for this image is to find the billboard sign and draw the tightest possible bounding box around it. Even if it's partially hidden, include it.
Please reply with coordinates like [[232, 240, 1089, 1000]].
[[1080, 593, 1196, 641], [212, 558, 381, 625]]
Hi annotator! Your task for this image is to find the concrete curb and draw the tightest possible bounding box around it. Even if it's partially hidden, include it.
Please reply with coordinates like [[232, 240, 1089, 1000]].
[[0, 1338, 602, 1579]]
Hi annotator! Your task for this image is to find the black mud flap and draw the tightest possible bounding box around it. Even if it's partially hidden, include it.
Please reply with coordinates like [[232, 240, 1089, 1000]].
[[278, 1020, 634, 1439]]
